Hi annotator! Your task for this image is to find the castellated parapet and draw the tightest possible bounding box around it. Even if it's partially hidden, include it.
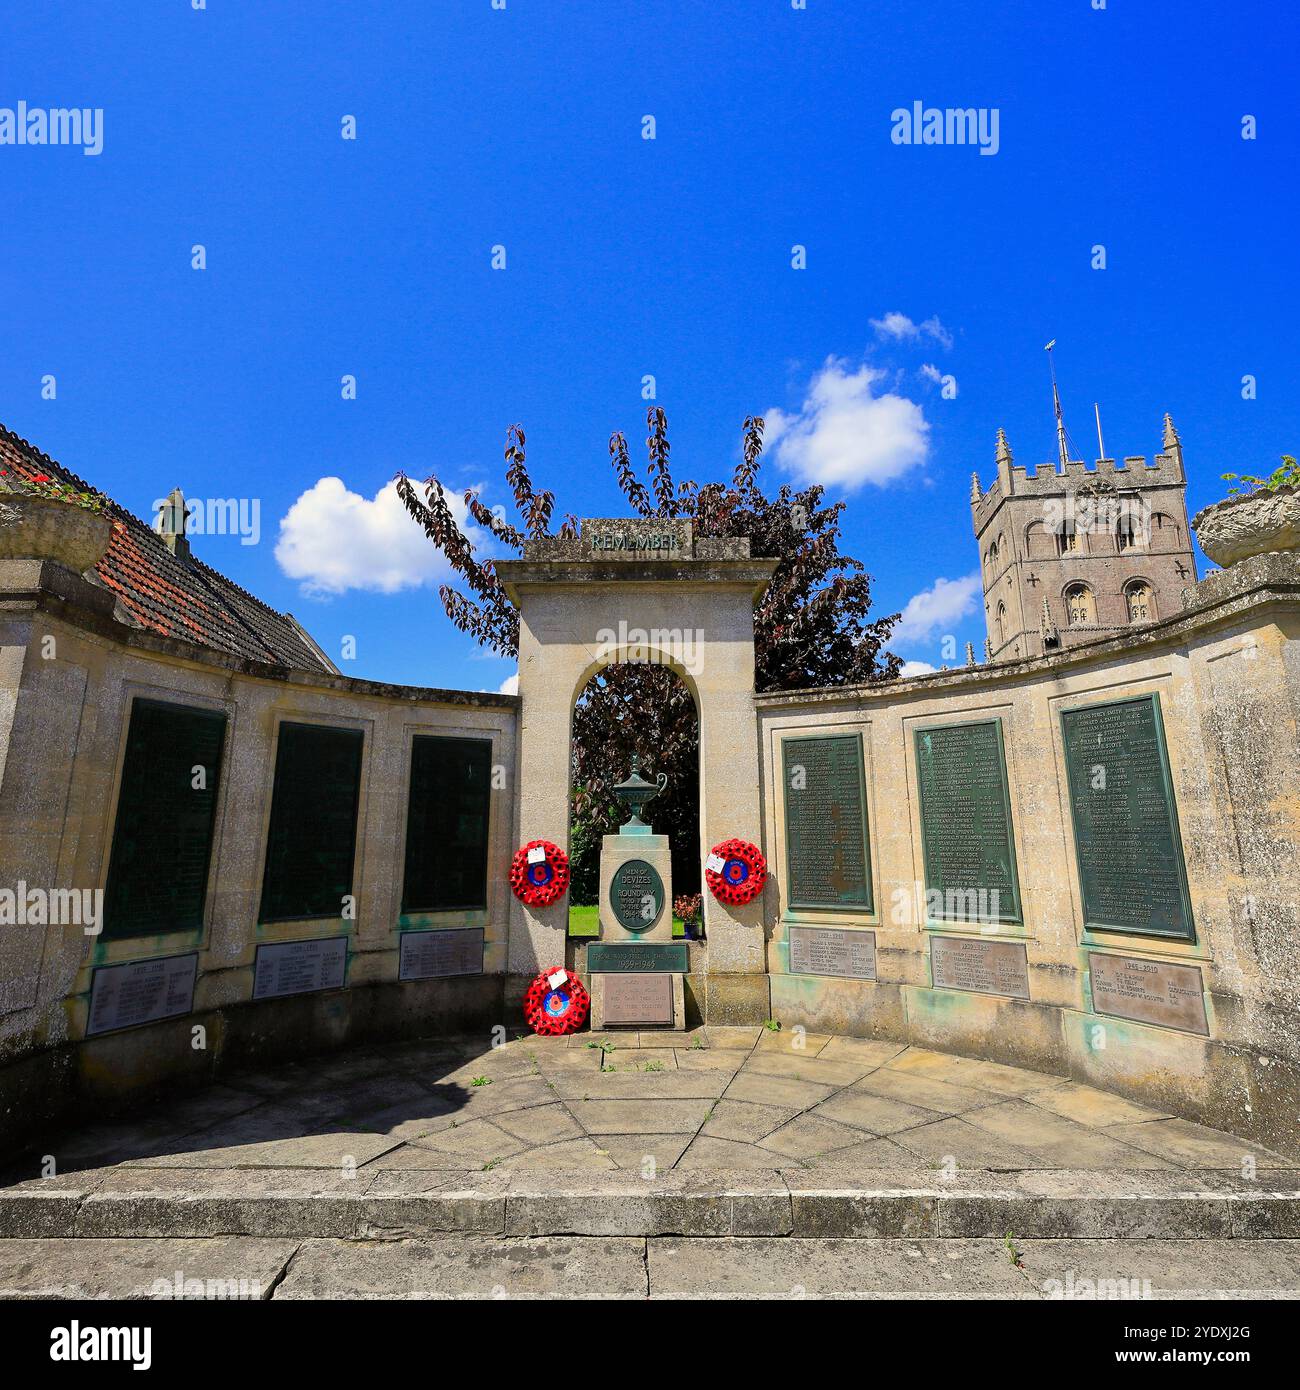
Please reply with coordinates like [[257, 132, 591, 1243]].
[[970, 417, 1197, 662]]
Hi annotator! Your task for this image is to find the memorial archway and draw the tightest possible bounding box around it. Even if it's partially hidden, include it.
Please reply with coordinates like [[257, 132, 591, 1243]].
[[568, 661, 701, 916], [495, 518, 777, 1021]]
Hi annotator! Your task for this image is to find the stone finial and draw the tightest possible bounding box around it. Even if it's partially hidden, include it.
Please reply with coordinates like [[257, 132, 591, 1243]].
[[964, 641, 975, 666], [1040, 596, 1058, 641], [156, 486, 191, 562], [995, 428, 1013, 466], [1162, 412, 1181, 452], [984, 637, 994, 661], [970, 471, 982, 504]]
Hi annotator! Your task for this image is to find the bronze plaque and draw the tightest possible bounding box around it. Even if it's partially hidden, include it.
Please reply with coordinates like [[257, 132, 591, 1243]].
[[1060, 694, 1194, 940], [86, 953, 198, 1036], [602, 972, 674, 1027], [788, 926, 877, 980], [1089, 952, 1209, 1036], [914, 720, 1021, 924], [930, 935, 1030, 1000], [609, 859, 665, 933], [782, 733, 873, 911], [399, 927, 484, 981]]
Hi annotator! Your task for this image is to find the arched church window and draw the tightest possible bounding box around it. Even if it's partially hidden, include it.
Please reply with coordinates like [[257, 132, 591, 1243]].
[[1126, 581, 1153, 622], [994, 602, 1006, 645], [1065, 583, 1094, 626], [1056, 520, 1078, 555]]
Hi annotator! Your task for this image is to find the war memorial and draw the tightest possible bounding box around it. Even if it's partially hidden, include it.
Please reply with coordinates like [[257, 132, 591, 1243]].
[[0, 413, 1297, 1311]]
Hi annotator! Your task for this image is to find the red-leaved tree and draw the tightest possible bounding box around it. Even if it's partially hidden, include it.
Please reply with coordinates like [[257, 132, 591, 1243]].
[[396, 410, 901, 895]]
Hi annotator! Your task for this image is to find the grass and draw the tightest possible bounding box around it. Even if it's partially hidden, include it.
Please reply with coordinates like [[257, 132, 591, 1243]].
[[568, 903, 687, 938]]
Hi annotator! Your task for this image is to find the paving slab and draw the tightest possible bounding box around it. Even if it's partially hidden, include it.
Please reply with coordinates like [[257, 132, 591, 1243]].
[[1016, 1238, 1300, 1299], [723, 1070, 837, 1109], [811, 1088, 942, 1137], [0, 1236, 297, 1299], [546, 1068, 729, 1101], [566, 1098, 715, 1134], [962, 1101, 1177, 1169], [1103, 1117, 1295, 1169], [743, 1050, 875, 1087], [701, 1099, 799, 1143], [648, 1235, 1034, 1298], [594, 1135, 696, 1171], [273, 1236, 648, 1299]]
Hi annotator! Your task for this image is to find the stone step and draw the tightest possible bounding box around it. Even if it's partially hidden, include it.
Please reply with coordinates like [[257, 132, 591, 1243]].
[[4, 1166, 1297, 1241], [2, 1234, 1298, 1300]]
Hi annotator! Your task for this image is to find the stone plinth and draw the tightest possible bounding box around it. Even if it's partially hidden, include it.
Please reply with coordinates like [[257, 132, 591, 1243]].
[[599, 833, 672, 943]]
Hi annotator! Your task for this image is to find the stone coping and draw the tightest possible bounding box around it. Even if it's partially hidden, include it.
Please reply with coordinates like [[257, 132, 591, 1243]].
[[2, 1166, 1297, 1241]]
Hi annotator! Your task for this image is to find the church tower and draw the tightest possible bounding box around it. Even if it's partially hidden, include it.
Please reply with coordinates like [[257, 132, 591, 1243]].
[[970, 415, 1197, 661]]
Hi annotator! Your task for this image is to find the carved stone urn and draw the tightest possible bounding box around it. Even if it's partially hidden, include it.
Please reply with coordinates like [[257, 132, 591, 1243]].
[[0, 491, 113, 574], [1193, 485, 1300, 569]]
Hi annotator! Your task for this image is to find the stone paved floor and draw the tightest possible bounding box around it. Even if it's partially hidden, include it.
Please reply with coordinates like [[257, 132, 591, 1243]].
[[4, 1027, 1291, 1182]]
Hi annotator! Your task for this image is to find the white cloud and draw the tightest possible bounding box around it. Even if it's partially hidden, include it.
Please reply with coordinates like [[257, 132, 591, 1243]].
[[870, 312, 954, 350], [898, 659, 937, 677], [498, 673, 519, 695], [919, 363, 942, 383], [276, 477, 476, 596], [895, 572, 982, 644], [765, 357, 931, 491]]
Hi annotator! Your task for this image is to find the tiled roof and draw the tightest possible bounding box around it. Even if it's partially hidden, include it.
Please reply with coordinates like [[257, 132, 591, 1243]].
[[0, 423, 338, 674]]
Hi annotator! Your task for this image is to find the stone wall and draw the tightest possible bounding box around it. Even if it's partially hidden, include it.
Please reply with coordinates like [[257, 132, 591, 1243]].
[[2, 540, 1296, 1162], [757, 553, 1300, 1158], [0, 558, 519, 1150]]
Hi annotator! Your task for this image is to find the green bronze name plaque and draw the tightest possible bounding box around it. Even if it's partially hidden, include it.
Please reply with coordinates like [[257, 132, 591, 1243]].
[[914, 719, 1021, 925], [587, 942, 687, 973], [609, 859, 665, 933], [1060, 693, 1194, 940], [782, 733, 873, 912]]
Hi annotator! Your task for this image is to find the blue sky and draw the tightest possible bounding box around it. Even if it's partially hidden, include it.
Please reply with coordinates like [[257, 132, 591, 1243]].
[[2, 1, 1295, 688]]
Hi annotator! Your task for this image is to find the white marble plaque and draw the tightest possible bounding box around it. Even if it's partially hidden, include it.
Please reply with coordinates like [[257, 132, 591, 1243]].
[[930, 935, 1030, 1000], [87, 953, 198, 1036], [399, 927, 484, 981], [253, 936, 348, 1000], [788, 926, 877, 980]]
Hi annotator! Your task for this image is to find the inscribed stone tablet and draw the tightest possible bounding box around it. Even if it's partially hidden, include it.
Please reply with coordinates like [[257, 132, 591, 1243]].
[[1089, 952, 1209, 1035], [930, 935, 1030, 1000], [788, 926, 877, 980], [252, 936, 348, 1000], [914, 720, 1021, 924], [399, 927, 484, 981], [87, 953, 198, 1036], [603, 973, 674, 1026], [1060, 694, 1194, 939], [782, 734, 873, 911]]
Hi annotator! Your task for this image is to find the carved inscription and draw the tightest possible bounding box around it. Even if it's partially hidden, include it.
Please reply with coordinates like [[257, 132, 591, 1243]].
[[399, 927, 484, 981], [788, 926, 877, 980], [930, 935, 1030, 1000], [1089, 953, 1209, 1035]]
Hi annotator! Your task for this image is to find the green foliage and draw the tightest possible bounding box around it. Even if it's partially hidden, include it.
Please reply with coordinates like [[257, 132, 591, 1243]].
[[1221, 455, 1299, 496]]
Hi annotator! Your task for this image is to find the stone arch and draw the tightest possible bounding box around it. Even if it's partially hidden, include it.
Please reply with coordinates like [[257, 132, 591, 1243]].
[[495, 524, 777, 1018], [1124, 576, 1156, 622], [1063, 581, 1096, 626]]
